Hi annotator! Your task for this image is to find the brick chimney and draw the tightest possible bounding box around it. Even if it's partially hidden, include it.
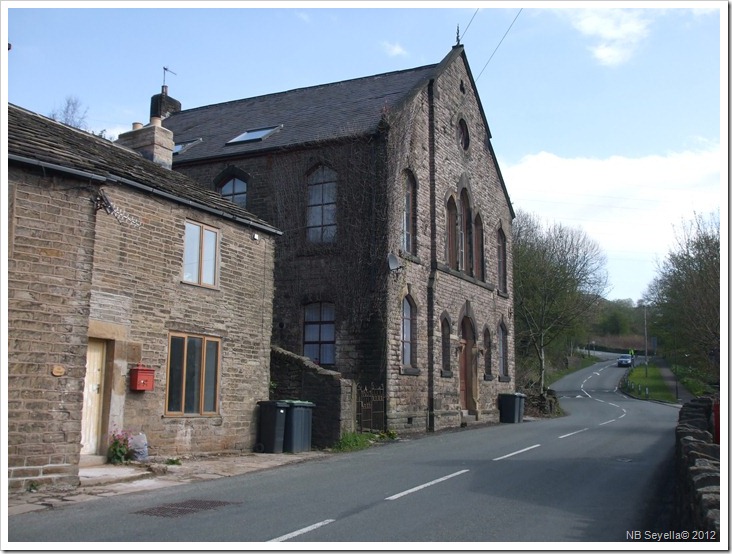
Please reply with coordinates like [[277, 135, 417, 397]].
[[116, 115, 174, 170]]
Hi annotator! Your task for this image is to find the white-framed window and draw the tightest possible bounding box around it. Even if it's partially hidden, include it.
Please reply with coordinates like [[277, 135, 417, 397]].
[[183, 221, 219, 287], [402, 295, 417, 367], [166, 332, 220, 415], [303, 302, 336, 365]]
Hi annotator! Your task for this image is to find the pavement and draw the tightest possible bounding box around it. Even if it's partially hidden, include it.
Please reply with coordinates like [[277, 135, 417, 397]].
[[7, 450, 332, 517]]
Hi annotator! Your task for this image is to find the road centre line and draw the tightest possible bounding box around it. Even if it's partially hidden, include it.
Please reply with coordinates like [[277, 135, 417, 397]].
[[559, 428, 589, 439], [492, 444, 541, 461], [269, 519, 336, 542], [385, 469, 470, 500], [599, 419, 616, 426]]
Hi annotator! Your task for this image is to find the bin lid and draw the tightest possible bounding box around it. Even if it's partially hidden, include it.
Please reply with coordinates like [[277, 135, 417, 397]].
[[283, 400, 316, 407], [257, 400, 290, 407]]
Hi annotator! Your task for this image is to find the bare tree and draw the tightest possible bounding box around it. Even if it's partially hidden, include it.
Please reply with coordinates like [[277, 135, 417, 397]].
[[513, 209, 609, 392], [49, 95, 89, 130]]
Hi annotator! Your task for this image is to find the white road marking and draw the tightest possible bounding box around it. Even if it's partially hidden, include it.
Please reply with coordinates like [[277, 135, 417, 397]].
[[559, 428, 589, 439], [385, 469, 470, 500], [492, 444, 541, 461], [269, 519, 336, 542], [599, 419, 616, 426]]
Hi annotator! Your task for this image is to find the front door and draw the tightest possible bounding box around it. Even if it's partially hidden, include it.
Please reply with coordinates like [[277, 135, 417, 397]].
[[81, 339, 106, 455], [459, 318, 476, 411]]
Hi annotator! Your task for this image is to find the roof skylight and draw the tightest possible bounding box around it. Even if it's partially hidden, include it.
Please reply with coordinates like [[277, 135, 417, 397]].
[[226, 125, 281, 145], [173, 138, 202, 155]]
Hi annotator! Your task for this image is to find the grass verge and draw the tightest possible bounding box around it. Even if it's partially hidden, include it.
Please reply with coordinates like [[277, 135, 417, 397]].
[[623, 364, 677, 403]]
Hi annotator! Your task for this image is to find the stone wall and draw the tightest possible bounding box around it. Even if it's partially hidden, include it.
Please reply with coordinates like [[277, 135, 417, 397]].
[[8, 171, 96, 492], [674, 397, 720, 535], [270, 346, 355, 448]]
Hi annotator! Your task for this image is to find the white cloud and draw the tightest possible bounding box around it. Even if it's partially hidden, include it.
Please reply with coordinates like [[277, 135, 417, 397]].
[[295, 12, 311, 24], [560, 9, 651, 66], [504, 144, 723, 300], [381, 41, 408, 57]]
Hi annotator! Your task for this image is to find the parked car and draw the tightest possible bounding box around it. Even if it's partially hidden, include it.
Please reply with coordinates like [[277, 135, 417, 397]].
[[617, 354, 633, 367]]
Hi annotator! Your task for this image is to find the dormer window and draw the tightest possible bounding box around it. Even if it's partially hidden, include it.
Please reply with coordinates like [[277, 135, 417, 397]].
[[226, 125, 281, 145], [174, 138, 202, 155]]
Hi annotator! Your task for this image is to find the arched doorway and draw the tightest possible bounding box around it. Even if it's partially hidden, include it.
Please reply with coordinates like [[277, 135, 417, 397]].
[[459, 317, 477, 412]]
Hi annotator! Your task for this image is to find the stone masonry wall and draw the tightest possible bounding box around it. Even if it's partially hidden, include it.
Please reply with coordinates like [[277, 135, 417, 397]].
[[8, 169, 96, 492], [270, 346, 355, 448], [674, 397, 720, 535], [381, 49, 515, 432], [89, 184, 276, 457]]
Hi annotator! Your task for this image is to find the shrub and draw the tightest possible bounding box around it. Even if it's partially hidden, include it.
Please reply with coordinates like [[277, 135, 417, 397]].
[[107, 429, 132, 464]]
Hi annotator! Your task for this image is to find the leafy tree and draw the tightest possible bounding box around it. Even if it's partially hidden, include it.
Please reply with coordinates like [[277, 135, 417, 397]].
[[513, 210, 609, 391], [643, 212, 720, 381]]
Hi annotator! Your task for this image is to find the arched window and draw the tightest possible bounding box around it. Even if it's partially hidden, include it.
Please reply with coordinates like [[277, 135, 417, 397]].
[[441, 317, 451, 375], [446, 197, 458, 270], [401, 296, 417, 367], [483, 328, 492, 378], [460, 189, 472, 274], [307, 166, 337, 243], [403, 172, 417, 255], [498, 322, 509, 377], [474, 213, 484, 281], [303, 302, 335, 365], [219, 176, 247, 208], [497, 228, 507, 293]]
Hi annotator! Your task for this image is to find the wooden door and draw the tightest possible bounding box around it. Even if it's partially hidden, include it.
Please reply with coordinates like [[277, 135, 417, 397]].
[[81, 339, 106, 455]]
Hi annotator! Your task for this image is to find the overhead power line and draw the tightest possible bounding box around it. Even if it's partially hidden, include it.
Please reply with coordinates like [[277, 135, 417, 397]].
[[476, 8, 523, 82]]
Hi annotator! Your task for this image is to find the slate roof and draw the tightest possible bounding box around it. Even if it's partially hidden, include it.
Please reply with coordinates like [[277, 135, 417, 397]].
[[163, 62, 440, 163], [7, 103, 280, 235]]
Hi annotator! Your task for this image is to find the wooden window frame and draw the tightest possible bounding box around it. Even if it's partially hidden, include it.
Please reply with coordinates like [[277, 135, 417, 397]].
[[182, 220, 219, 288], [219, 176, 247, 208], [166, 332, 220, 416]]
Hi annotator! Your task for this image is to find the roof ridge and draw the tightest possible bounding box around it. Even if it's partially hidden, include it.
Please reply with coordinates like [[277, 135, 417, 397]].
[[174, 62, 440, 115]]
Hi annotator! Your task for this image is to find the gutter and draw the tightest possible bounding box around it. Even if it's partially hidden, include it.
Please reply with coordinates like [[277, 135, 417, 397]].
[[8, 153, 282, 236]]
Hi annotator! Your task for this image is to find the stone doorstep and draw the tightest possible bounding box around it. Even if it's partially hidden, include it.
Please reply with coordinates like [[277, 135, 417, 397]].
[[78, 464, 153, 487]]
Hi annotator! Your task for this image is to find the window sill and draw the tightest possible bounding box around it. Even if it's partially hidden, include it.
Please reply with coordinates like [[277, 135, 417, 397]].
[[497, 290, 510, 299], [435, 263, 494, 291], [440, 370, 453, 378], [401, 366, 421, 376], [399, 251, 422, 265], [483, 374, 494, 381], [498, 375, 511, 383]]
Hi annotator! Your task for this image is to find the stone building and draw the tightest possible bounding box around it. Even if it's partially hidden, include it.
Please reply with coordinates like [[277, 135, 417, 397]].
[[7, 104, 280, 491], [162, 44, 516, 433]]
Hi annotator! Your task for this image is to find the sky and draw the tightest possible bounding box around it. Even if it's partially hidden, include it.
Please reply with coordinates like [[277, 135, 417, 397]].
[[2, 1, 727, 304]]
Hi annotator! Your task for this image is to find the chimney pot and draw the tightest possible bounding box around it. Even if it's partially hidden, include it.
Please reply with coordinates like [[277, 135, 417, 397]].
[[132, 122, 143, 130], [150, 116, 162, 127]]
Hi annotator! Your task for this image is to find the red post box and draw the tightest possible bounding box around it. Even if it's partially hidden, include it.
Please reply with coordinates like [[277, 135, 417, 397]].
[[129, 363, 155, 391]]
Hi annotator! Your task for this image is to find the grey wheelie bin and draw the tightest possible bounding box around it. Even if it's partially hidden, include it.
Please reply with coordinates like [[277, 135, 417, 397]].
[[283, 400, 315, 453], [498, 393, 526, 423]]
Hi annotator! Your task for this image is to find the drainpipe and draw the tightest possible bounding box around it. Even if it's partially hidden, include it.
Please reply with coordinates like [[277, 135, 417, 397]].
[[427, 78, 437, 432]]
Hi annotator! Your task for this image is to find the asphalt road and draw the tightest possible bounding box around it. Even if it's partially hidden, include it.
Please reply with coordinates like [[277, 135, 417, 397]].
[[7, 357, 680, 545]]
